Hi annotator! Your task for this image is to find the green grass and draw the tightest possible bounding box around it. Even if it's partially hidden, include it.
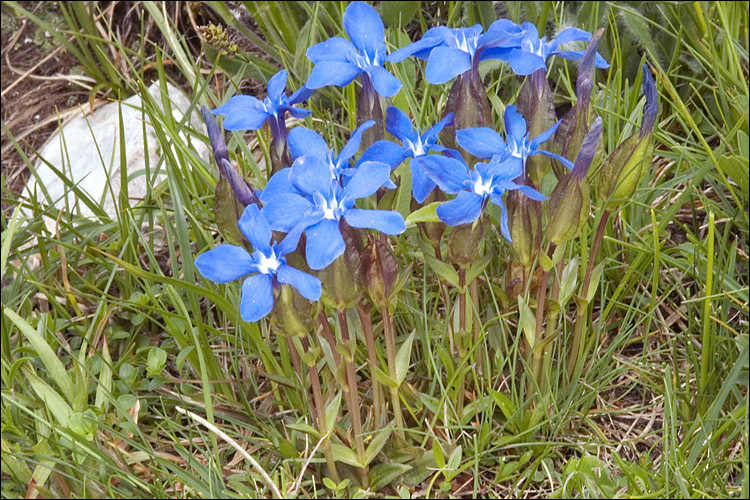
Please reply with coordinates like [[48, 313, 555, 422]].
[[1, 1, 748, 498]]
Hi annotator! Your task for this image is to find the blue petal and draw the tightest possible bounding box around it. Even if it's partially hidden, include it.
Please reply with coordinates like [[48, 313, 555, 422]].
[[553, 50, 609, 69], [480, 154, 521, 182], [425, 47, 472, 84], [508, 48, 546, 75], [548, 27, 592, 53], [306, 61, 362, 89], [344, 161, 391, 199], [366, 65, 402, 97], [490, 194, 512, 242], [504, 106, 528, 142], [641, 65, 658, 135], [343, 1, 385, 60], [419, 155, 469, 193], [520, 22, 539, 41], [306, 37, 356, 63], [214, 96, 270, 131], [529, 119, 562, 149], [345, 209, 406, 234], [291, 156, 335, 197], [286, 106, 312, 119], [498, 181, 547, 201], [267, 70, 288, 99], [338, 121, 374, 166], [277, 265, 321, 301], [288, 127, 328, 160], [260, 168, 299, 204], [260, 193, 312, 232], [289, 85, 314, 105], [410, 157, 437, 203], [385, 105, 417, 144], [305, 219, 345, 270], [386, 35, 444, 63], [195, 245, 256, 284], [238, 204, 272, 249], [456, 127, 507, 159], [240, 273, 274, 322], [422, 112, 454, 144], [532, 149, 574, 170], [436, 191, 483, 226], [358, 140, 409, 168]]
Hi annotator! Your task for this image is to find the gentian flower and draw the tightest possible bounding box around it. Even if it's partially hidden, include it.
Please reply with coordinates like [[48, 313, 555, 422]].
[[359, 106, 456, 203], [419, 153, 545, 241], [305, 1, 401, 97], [194, 204, 321, 322], [456, 105, 574, 174], [259, 120, 382, 204], [261, 156, 405, 270], [387, 20, 522, 84], [213, 69, 312, 144], [493, 22, 609, 76]]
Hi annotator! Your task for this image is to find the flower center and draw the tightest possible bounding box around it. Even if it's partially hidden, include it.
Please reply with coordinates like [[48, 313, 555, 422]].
[[257, 250, 281, 275], [317, 190, 341, 220], [407, 132, 427, 156], [508, 135, 528, 161], [473, 174, 494, 197]]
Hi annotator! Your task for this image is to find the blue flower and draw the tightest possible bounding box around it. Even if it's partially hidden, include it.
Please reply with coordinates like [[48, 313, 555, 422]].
[[419, 153, 545, 241], [260, 156, 405, 270], [195, 204, 321, 322], [456, 105, 574, 174], [258, 120, 380, 203], [213, 69, 313, 144], [494, 22, 609, 76], [386, 20, 522, 84], [359, 106, 458, 203], [305, 2, 402, 97]]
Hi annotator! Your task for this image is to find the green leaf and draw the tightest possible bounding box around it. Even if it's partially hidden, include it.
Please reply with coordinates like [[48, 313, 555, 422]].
[[433, 439, 446, 469], [444, 445, 462, 481], [94, 340, 112, 412], [419, 239, 460, 288], [175, 345, 195, 372], [518, 296, 537, 347], [68, 409, 98, 441], [23, 366, 72, 427], [325, 391, 342, 432], [720, 153, 748, 196], [584, 262, 605, 303], [1, 204, 22, 278], [394, 330, 416, 386], [331, 443, 363, 468], [286, 423, 321, 439], [373, 365, 398, 388], [465, 251, 492, 285], [559, 257, 580, 307], [405, 201, 442, 227], [380, 1, 420, 28], [4, 308, 76, 403], [370, 463, 412, 491], [147, 347, 167, 376], [364, 425, 393, 466], [491, 390, 517, 423]]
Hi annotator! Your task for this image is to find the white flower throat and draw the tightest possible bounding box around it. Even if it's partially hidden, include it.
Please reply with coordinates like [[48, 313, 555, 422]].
[[257, 251, 280, 274]]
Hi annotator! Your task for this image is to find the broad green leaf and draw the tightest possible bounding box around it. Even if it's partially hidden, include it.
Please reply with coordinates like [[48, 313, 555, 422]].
[[4, 308, 76, 403], [381, 1, 420, 28], [465, 251, 492, 285], [370, 463, 412, 491], [23, 366, 72, 427], [394, 330, 416, 386], [94, 339, 112, 412], [559, 257, 580, 306], [286, 422, 321, 439], [325, 391, 342, 432], [433, 439, 446, 468], [147, 347, 167, 375], [405, 201, 442, 227], [364, 425, 393, 466], [518, 296, 537, 347], [419, 240, 460, 288], [584, 262, 605, 303], [331, 443, 363, 468], [444, 445, 462, 480]]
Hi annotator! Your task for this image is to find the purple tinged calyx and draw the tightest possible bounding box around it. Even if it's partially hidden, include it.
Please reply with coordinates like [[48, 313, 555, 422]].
[[640, 65, 658, 138], [571, 117, 603, 179]]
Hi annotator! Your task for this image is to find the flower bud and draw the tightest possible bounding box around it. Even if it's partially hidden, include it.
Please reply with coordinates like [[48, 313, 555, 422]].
[[447, 217, 486, 266], [548, 118, 602, 243], [213, 174, 245, 246], [412, 190, 445, 246], [551, 29, 605, 178], [270, 283, 318, 337], [507, 191, 538, 267], [357, 74, 385, 153], [359, 236, 399, 309], [597, 65, 658, 209], [440, 67, 493, 156]]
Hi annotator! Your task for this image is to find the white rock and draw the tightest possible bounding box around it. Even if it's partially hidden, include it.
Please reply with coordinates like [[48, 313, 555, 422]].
[[24, 81, 209, 228]]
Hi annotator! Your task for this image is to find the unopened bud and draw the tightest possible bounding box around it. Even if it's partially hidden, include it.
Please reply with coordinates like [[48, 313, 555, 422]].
[[271, 284, 317, 337], [447, 217, 486, 266], [517, 68, 556, 185], [440, 67, 493, 156], [507, 191, 538, 267]]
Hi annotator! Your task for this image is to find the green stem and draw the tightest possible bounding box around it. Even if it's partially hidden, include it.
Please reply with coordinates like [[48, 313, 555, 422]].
[[302, 337, 341, 483], [285, 336, 303, 387], [382, 305, 406, 441], [456, 267, 467, 418], [568, 211, 610, 379], [358, 304, 384, 428], [318, 312, 341, 367], [337, 309, 367, 479]]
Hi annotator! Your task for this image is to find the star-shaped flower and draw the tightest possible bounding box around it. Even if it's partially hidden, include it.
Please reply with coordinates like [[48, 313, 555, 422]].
[[213, 69, 312, 144], [358, 106, 457, 203], [456, 105, 574, 174], [260, 155, 405, 270], [305, 1, 402, 97], [419, 154, 545, 241], [194, 205, 321, 322]]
